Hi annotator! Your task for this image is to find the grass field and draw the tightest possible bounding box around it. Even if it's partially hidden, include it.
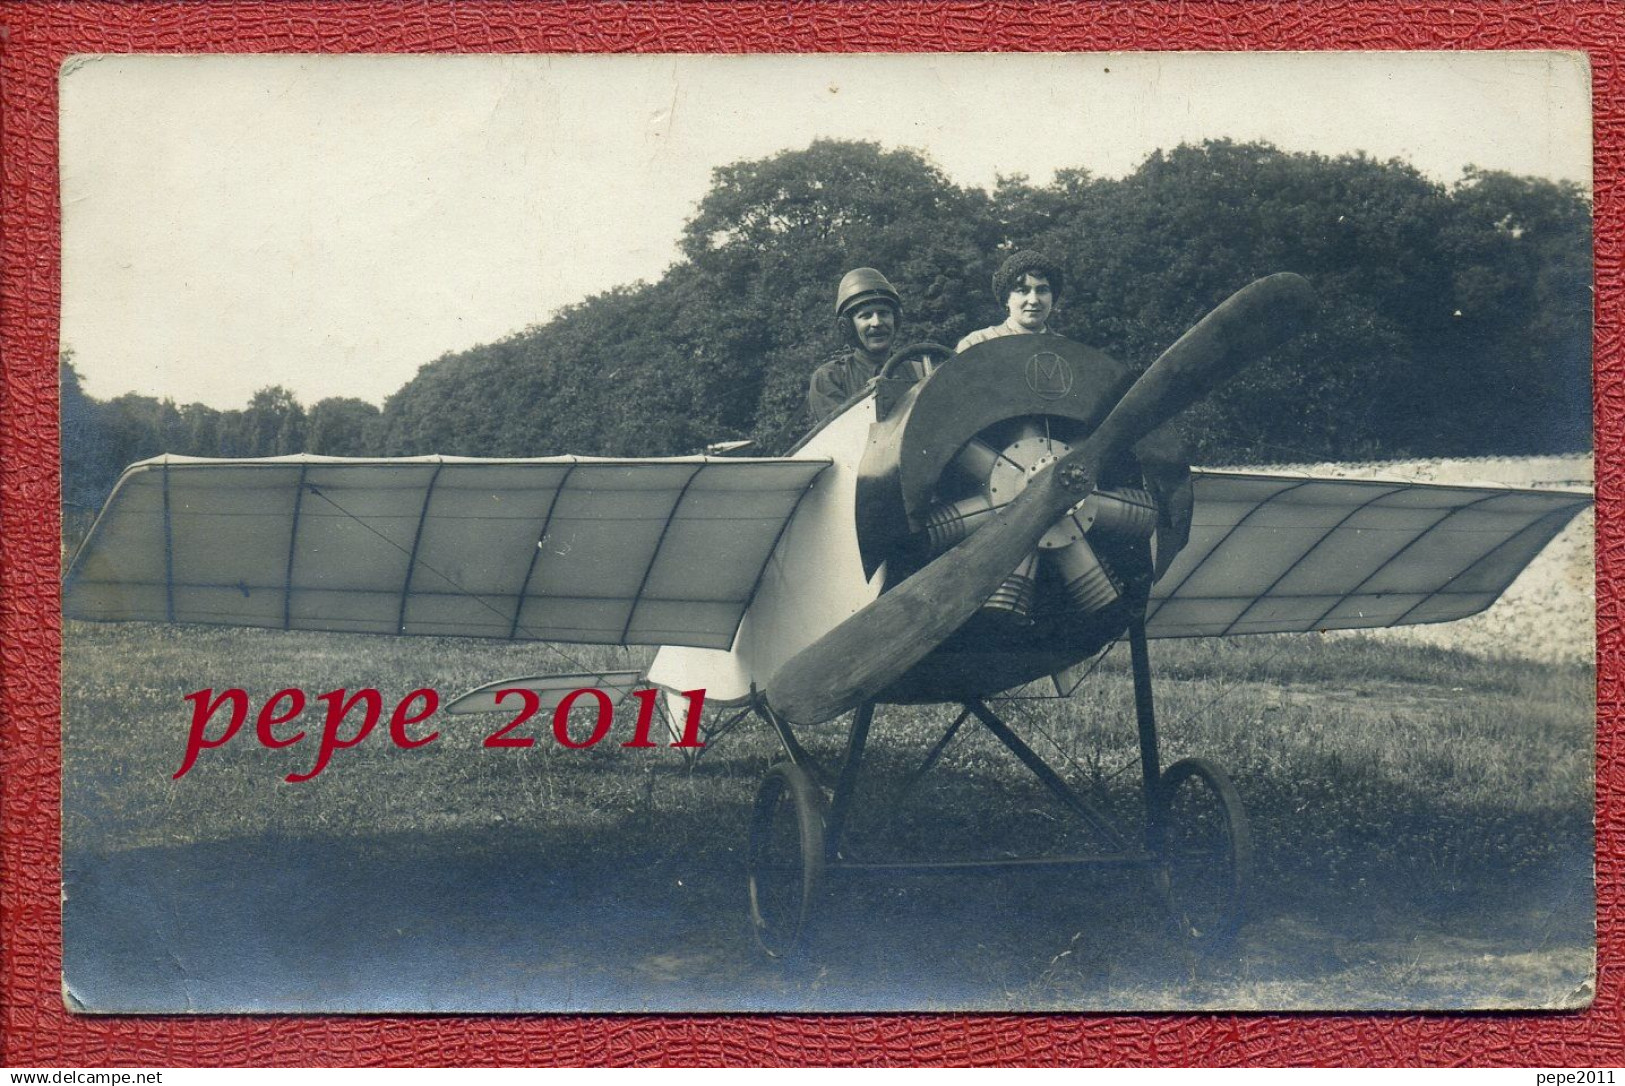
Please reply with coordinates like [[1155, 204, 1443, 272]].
[[62, 620, 1594, 1012]]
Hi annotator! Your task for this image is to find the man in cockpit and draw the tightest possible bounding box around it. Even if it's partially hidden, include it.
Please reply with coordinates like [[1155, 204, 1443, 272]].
[[807, 267, 906, 425]]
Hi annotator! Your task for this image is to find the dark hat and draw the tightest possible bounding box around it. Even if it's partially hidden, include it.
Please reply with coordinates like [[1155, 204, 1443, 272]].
[[993, 250, 1064, 302], [835, 267, 902, 318]]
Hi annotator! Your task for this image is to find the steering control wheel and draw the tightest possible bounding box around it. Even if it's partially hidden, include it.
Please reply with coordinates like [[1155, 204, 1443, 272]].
[[879, 341, 955, 381]]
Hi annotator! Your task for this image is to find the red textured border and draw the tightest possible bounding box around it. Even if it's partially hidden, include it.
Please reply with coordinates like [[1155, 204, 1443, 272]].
[[2, 2, 1618, 1067]]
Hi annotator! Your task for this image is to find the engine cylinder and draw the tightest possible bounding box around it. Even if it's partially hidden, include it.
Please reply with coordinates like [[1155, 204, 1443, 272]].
[[922, 493, 998, 554], [1083, 488, 1158, 541], [848, 333, 1195, 704], [982, 552, 1040, 620], [1053, 542, 1123, 614]]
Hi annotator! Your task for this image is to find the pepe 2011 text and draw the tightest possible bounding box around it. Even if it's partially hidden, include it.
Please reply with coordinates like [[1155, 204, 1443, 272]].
[[175, 686, 707, 783]]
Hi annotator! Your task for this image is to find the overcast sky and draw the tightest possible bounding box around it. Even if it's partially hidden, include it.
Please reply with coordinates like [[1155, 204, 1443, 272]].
[[60, 51, 1591, 409]]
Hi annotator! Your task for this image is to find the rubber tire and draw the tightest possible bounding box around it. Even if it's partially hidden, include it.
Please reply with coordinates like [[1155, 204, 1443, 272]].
[[1155, 757, 1252, 950], [747, 762, 828, 958]]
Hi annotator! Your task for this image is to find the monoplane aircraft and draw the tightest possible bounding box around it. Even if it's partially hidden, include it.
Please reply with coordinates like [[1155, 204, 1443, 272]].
[[64, 274, 1591, 955]]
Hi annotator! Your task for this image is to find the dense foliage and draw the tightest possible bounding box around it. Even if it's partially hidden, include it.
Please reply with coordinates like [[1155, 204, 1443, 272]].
[[61, 355, 381, 516], [64, 139, 1592, 509]]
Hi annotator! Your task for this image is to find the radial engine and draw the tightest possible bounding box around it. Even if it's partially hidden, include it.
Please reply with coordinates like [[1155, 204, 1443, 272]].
[[853, 334, 1194, 701]]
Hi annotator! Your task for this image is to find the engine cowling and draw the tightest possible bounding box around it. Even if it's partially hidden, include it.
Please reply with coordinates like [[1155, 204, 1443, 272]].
[[854, 334, 1194, 702]]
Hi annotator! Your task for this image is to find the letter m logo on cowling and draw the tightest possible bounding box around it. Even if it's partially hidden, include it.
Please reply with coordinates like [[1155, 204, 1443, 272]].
[[1025, 351, 1073, 399]]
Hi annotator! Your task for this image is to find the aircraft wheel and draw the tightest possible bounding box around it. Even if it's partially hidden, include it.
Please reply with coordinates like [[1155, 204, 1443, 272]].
[[747, 762, 828, 958], [1154, 757, 1252, 949]]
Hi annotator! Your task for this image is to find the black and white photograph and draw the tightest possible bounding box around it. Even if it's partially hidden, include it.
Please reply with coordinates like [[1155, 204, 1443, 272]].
[[59, 51, 1594, 1012]]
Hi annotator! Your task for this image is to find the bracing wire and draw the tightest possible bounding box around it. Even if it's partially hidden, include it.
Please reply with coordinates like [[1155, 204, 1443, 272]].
[[301, 482, 596, 675]]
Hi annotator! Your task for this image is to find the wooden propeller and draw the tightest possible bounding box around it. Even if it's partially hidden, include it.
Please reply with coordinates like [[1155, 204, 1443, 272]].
[[766, 272, 1316, 726]]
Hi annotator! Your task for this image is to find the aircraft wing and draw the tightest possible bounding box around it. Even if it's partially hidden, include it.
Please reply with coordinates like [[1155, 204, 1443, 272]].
[[64, 454, 829, 649], [1144, 469, 1591, 638]]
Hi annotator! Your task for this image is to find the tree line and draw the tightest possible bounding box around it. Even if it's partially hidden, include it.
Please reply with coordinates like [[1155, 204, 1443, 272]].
[[63, 138, 1592, 514], [60, 368, 380, 515]]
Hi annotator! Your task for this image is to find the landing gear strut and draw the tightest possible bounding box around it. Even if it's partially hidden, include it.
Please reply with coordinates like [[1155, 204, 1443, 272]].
[[745, 614, 1251, 958]]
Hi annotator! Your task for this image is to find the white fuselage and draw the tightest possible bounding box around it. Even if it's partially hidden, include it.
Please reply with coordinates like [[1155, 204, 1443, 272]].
[[647, 398, 884, 705]]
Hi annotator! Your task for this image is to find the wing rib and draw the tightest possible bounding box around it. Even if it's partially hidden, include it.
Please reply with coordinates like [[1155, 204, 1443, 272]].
[[162, 460, 175, 624], [282, 462, 310, 630], [397, 460, 446, 634], [1216, 481, 1407, 637], [1300, 489, 1509, 633], [509, 461, 578, 640], [620, 464, 706, 644], [1147, 478, 1313, 626], [1388, 503, 1582, 627]]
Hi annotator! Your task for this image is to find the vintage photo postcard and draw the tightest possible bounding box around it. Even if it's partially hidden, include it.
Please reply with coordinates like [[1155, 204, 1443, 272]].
[[59, 51, 1594, 1012]]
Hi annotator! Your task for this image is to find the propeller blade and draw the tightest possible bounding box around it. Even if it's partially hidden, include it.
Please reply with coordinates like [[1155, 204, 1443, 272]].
[[767, 273, 1314, 725], [1081, 273, 1315, 465]]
